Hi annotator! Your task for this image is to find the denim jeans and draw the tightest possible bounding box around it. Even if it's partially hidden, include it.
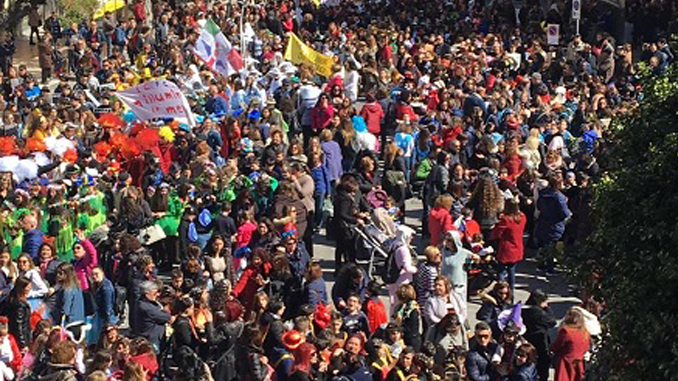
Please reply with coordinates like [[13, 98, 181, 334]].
[[497, 262, 518, 295], [404, 155, 414, 182], [314, 191, 326, 228]]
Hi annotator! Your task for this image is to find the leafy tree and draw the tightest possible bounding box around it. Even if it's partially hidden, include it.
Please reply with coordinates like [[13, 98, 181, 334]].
[[0, 0, 45, 32], [570, 61, 678, 379], [58, 0, 99, 27]]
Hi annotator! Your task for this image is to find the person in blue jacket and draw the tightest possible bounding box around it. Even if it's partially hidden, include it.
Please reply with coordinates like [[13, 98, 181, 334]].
[[535, 174, 572, 273], [304, 262, 327, 309], [332, 263, 368, 310], [89, 267, 119, 345], [134, 280, 171, 351], [52, 263, 85, 328], [22, 214, 43, 261]]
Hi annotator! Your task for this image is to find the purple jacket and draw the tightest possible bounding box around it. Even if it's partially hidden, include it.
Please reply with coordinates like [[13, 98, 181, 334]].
[[73, 239, 98, 291], [321, 141, 343, 182]]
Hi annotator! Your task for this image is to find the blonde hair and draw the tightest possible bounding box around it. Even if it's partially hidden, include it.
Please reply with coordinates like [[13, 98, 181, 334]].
[[424, 246, 441, 262], [526, 136, 540, 151], [320, 128, 333, 142], [397, 283, 416, 302], [434, 194, 454, 210]]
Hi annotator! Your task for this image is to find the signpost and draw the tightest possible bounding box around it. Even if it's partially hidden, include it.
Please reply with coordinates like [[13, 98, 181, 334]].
[[572, 0, 581, 35], [547, 24, 560, 46], [512, 0, 524, 25]]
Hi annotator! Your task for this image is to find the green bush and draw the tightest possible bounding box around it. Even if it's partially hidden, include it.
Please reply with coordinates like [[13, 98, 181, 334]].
[[570, 60, 678, 380]]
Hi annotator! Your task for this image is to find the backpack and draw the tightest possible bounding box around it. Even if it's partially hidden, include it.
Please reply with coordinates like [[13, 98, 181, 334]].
[[365, 298, 388, 334], [380, 239, 404, 284]]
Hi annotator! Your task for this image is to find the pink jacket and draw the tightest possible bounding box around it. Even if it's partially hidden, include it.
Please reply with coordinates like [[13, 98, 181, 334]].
[[74, 239, 98, 291]]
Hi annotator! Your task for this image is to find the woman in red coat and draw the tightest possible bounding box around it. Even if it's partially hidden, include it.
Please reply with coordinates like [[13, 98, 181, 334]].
[[491, 199, 526, 294], [234, 248, 271, 313], [428, 194, 455, 247], [551, 308, 591, 381]]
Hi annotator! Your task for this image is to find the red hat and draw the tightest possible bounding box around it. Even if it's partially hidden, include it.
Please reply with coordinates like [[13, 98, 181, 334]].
[[282, 330, 306, 350]]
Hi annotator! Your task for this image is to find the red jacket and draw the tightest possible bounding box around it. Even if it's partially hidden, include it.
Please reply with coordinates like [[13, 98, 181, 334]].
[[428, 207, 454, 247], [395, 103, 417, 121], [234, 262, 271, 312], [551, 327, 591, 381], [502, 154, 523, 183], [360, 102, 385, 135], [311, 105, 334, 131], [491, 213, 526, 264], [5, 334, 22, 371], [133, 2, 146, 22]]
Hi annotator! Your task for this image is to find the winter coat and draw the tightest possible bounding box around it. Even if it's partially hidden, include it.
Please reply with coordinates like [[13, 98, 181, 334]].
[[304, 277, 328, 309], [234, 263, 270, 312], [535, 187, 571, 244], [211, 321, 243, 381], [38, 363, 78, 381], [428, 207, 454, 247], [93, 277, 119, 326], [476, 290, 511, 326], [73, 239, 98, 291], [23, 229, 43, 260], [333, 189, 358, 238], [173, 315, 211, 350], [136, 296, 171, 349], [360, 102, 385, 135], [491, 213, 527, 264], [40, 258, 62, 286], [38, 40, 53, 69], [53, 286, 85, 326], [551, 327, 590, 381], [466, 341, 500, 381], [3, 299, 31, 348], [321, 141, 343, 182], [332, 267, 368, 306], [511, 363, 539, 381], [311, 165, 331, 196], [522, 305, 557, 359], [423, 164, 449, 207]]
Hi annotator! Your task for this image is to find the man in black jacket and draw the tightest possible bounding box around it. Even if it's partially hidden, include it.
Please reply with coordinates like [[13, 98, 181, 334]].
[[466, 322, 500, 381]]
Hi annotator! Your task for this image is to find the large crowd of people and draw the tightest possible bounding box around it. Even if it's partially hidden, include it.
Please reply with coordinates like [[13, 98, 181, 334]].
[[0, 0, 672, 380]]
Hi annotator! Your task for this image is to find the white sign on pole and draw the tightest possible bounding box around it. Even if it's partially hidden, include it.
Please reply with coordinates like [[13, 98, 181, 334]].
[[117, 80, 197, 126], [572, 0, 581, 20], [547, 24, 560, 46]]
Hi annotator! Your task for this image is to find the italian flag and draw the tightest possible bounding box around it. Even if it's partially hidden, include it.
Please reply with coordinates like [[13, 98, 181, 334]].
[[194, 19, 243, 77]]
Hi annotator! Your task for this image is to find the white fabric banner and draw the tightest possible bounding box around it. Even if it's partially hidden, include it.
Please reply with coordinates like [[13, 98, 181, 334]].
[[117, 80, 196, 126]]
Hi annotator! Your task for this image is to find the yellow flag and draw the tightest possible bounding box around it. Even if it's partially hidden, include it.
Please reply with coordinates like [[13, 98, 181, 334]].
[[284, 33, 334, 78], [93, 0, 125, 19]]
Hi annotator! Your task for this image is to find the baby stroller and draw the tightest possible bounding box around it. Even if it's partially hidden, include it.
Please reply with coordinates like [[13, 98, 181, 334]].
[[353, 221, 390, 279]]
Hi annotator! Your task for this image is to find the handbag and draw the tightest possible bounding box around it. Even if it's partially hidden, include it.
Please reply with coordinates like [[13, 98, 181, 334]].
[[138, 224, 166, 245]]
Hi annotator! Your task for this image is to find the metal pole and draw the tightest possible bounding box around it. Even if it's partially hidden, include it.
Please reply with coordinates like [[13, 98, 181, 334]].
[[576, 19, 580, 35], [240, 2, 245, 65]]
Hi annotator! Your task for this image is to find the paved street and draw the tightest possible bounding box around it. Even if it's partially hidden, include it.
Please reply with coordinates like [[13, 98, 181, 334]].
[[314, 197, 580, 329]]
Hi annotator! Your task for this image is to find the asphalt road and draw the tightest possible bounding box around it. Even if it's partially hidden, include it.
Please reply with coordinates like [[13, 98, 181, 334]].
[[314, 197, 581, 332]]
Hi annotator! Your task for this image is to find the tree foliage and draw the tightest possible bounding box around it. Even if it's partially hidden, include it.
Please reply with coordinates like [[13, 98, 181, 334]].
[[0, 0, 45, 32], [59, 0, 99, 28], [570, 60, 678, 380]]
